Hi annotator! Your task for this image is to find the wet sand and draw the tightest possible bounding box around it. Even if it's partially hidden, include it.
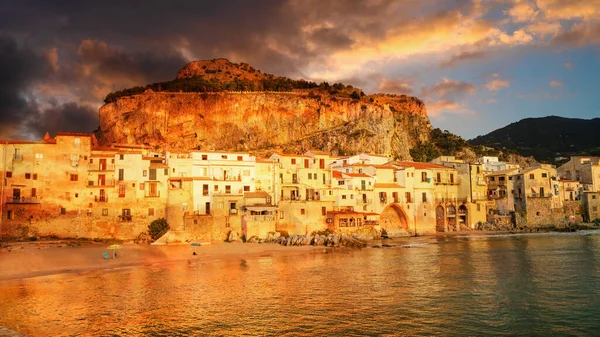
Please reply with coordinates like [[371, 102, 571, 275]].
[[0, 240, 323, 281]]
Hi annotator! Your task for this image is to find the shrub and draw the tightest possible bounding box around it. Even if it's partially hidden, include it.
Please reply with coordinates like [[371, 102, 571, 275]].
[[148, 218, 170, 240]]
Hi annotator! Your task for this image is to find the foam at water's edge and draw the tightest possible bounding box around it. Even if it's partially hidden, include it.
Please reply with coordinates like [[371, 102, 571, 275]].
[[455, 230, 600, 239]]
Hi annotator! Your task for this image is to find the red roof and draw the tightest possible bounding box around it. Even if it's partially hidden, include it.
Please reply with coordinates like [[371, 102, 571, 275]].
[[374, 183, 404, 189], [345, 172, 372, 178], [391, 161, 449, 170], [332, 171, 344, 179]]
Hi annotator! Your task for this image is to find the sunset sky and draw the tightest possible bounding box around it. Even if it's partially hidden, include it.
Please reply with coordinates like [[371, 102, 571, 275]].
[[1, 0, 599, 140]]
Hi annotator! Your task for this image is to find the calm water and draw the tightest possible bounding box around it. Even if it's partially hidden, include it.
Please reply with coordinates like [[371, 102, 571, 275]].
[[2, 232, 600, 336]]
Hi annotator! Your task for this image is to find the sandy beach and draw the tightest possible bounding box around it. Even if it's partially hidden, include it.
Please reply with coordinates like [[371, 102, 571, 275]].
[[0, 239, 324, 281]]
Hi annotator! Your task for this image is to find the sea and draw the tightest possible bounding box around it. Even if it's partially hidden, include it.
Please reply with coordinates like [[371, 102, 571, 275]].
[[1, 232, 600, 336]]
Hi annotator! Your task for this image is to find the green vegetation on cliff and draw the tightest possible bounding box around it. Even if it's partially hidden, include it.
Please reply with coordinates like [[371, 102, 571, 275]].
[[410, 128, 519, 162]]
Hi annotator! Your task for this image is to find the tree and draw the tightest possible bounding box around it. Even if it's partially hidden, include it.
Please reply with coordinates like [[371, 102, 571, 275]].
[[350, 91, 361, 100], [410, 142, 440, 162], [148, 218, 169, 240]]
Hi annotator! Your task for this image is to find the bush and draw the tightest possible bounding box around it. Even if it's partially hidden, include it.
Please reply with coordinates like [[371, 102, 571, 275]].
[[148, 218, 170, 240]]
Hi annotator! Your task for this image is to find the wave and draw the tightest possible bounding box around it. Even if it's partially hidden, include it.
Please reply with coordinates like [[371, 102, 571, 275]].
[[455, 230, 600, 239]]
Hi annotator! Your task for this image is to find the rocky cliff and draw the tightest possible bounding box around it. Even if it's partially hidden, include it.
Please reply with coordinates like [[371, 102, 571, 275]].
[[99, 59, 432, 159]]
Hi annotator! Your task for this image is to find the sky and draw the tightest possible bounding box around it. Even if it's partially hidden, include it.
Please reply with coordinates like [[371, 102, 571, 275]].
[[0, 0, 599, 140]]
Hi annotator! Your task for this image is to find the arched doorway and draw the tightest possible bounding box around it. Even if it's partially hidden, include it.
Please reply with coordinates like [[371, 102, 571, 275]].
[[458, 204, 468, 228], [446, 205, 456, 231], [380, 204, 409, 236], [435, 205, 445, 232]]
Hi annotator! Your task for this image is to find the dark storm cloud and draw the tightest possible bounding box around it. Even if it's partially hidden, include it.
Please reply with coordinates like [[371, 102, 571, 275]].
[[0, 0, 424, 139], [25, 101, 98, 137], [0, 35, 49, 138]]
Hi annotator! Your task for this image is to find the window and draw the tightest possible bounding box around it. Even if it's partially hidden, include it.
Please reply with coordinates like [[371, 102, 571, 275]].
[[6, 172, 12, 178], [421, 172, 427, 182], [529, 174, 535, 179], [237, 156, 243, 161], [322, 207, 327, 216], [7, 210, 13, 219], [149, 169, 156, 180], [33, 174, 37, 180], [593, 206, 598, 212], [202, 154, 208, 160], [592, 195, 596, 199], [143, 170, 147, 177], [102, 208, 108, 216], [476, 166, 481, 174], [489, 177, 495, 182], [422, 192, 427, 202], [291, 158, 296, 165], [308, 173, 312, 179], [214, 185, 219, 191], [140, 183, 145, 191], [342, 195, 347, 199], [60, 208, 66, 215], [221, 155, 227, 159], [499, 176, 505, 181], [280, 211, 284, 219], [35, 153, 43, 159], [300, 209, 306, 215], [477, 204, 481, 211], [225, 185, 231, 194], [31, 188, 36, 198], [118, 169, 124, 181], [70, 174, 78, 181], [25, 173, 31, 179], [304, 159, 309, 168], [542, 173, 547, 178], [119, 184, 125, 198], [74, 138, 81, 147], [164, 168, 168, 175], [405, 192, 412, 203], [437, 173, 441, 182], [244, 186, 250, 191], [148, 208, 154, 216]]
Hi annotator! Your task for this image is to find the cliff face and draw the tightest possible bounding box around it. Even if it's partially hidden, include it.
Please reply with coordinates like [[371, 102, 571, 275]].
[[99, 60, 432, 159]]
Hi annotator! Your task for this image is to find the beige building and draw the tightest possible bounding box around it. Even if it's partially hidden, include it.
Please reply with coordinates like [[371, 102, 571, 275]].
[[431, 156, 487, 228], [486, 168, 520, 215], [513, 167, 564, 226]]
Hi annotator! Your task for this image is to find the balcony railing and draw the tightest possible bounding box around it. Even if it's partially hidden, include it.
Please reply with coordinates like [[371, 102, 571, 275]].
[[245, 215, 275, 222], [145, 191, 161, 198], [6, 196, 39, 204], [229, 209, 238, 215], [118, 215, 132, 222], [95, 196, 108, 202], [213, 176, 242, 181], [527, 193, 551, 198], [89, 164, 115, 171], [89, 179, 115, 187]]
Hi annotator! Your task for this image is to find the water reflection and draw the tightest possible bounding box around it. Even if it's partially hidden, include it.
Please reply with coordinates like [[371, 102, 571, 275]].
[[2, 234, 600, 336]]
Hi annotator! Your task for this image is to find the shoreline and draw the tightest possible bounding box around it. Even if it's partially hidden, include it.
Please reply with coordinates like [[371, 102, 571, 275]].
[[2, 227, 599, 282]]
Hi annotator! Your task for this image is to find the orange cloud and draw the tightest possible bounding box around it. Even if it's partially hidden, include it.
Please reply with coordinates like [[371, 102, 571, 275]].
[[485, 78, 510, 91], [549, 80, 563, 87]]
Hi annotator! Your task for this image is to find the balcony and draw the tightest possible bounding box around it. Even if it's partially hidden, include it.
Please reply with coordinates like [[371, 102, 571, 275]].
[[118, 215, 132, 222], [88, 179, 115, 187], [145, 191, 161, 198], [527, 193, 551, 198], [435, 197, 453, 203], [245, 215, 275, 222], [6, 196, 39, 204], [213, 176, 242, 182], [229, 209, 238, 215], [89, 164, 115, 172], [95, 196, 108, 203], [356, 198, 372, 204]]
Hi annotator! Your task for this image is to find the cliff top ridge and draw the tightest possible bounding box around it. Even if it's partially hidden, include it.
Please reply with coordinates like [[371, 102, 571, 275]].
[[103, 58, 424, 108]]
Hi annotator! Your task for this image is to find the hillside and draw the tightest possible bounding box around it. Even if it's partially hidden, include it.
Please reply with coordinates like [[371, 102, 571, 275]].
[[469, 116, 600, 164], [98, 59, 432, 159]]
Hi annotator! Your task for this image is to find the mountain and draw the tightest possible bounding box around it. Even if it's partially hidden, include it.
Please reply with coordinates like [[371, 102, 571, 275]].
[[98, 59, 432, 159], [469, 116, 600, 164]]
